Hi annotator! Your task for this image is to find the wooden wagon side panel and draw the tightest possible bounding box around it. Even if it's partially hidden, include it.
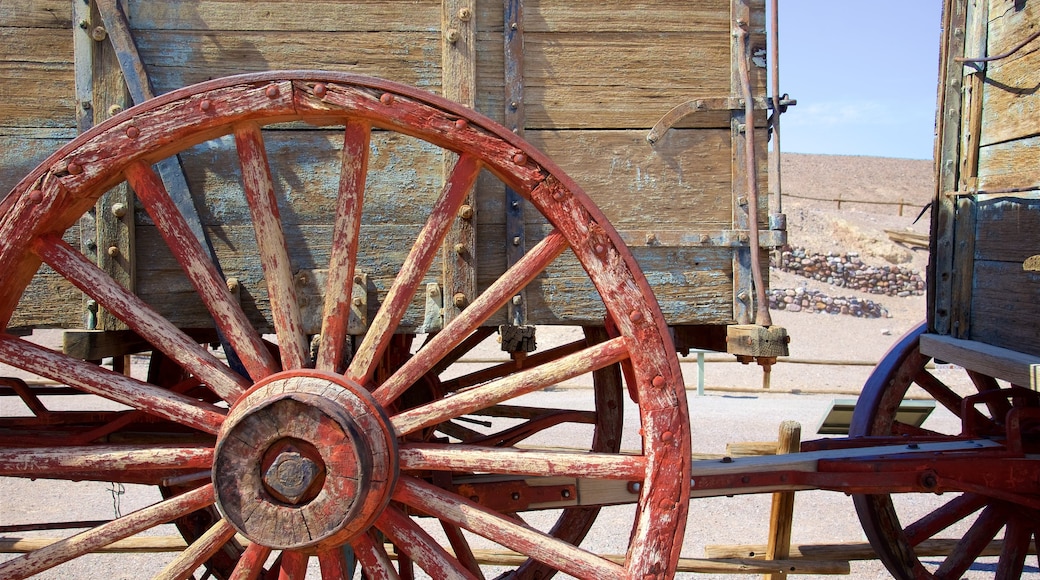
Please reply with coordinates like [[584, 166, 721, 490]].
[[6, 0, 772, 335], [929, 0, 1040, 379]]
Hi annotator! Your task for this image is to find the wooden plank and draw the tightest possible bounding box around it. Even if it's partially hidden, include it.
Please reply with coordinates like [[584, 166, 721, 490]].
[[705, 538, 1024, 561], [520, 129, 741, 229], [478, 228, 738, 326], [132, 130, 443, 227], [978, 0, 1040, 147], [0, 29, 76, 129], [127, 1, 441, 32], [977, 135, 1040, 192], [441, 0, 478, 324], [0, 132, 75, 197], [920, 333, 1040, 390], [90, 1, 134, 332], [968, 259, 1040, 360], [764, 421, 800, 580], [973, 195, 1040, 263], [0, 1, 71, 28], [133, 31, 443, 95], [930, 0, 969, 336], [479, 0, 737, 34]]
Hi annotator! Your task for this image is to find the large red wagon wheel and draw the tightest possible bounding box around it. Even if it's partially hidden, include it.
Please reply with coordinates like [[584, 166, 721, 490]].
[[0, 72, 690, 579], [851, 322, 1040, 579]]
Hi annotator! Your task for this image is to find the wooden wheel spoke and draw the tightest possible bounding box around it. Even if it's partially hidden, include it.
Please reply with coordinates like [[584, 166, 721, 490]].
[[375, 506, 478, 580], [995, 517, 1032, 579], [228, 543, 272, 580], [914, 368, 987, 424], [317, 546, 356, 579], [235, 123, 310, 370], [903, 493, 988, 545], [390, 336, 630, 437], [374, 230, 568, 407], [350, 531, 400, 580], [0, 444, 212, 480], [276, 550, 310, 579], [0, 334, 224, 434], [126, 161, 278, 381], [317, 120, 371, 372], [934, 505, 1007, 579], [394, 476, 624, 579], [32, 234, 249, 403], [154, 518, 236, 580], [466, 409, 596, 447], [0, 484, 215, 580], [440, 339, 587, 392], [399, 443, 645, 479], [441, 522, 485, 579], [348, 153, 482, 385]]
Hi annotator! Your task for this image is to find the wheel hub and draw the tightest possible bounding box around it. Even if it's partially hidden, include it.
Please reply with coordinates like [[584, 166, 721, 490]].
[[212, 371, 397, 551]]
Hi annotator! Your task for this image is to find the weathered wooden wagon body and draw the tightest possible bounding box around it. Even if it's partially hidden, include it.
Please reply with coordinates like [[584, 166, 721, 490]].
[[0, 0, 1036, 578], [2, 0, 779, 346]]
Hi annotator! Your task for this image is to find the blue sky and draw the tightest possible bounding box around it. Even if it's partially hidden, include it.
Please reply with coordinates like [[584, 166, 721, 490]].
[[774, 1, 944, 160]]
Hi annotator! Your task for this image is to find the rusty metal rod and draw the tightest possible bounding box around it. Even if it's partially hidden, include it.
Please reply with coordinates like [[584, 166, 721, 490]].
[[736, 24, 772, 327], [955, 29, 1039, 63], [769, 0, 783, 215]]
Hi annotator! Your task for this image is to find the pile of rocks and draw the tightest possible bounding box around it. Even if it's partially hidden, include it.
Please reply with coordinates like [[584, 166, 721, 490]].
[[767, 287, 890, 318], [772, 247, 924, 297]]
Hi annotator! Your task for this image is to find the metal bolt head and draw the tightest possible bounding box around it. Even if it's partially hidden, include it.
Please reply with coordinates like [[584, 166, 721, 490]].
[[263, 450, 322, 505], [111, 203, 127, 218], [453, 293, 467, 308], [90, 26, 107, 41], [458, 204, 474, 220], [446, 28, 460, 43], [458, 7, 472, 21]]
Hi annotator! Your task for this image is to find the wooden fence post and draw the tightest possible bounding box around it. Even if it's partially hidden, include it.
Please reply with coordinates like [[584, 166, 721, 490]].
[[764, 421, 801, 579]]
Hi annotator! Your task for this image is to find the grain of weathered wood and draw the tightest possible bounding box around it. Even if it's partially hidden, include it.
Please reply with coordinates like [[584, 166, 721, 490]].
[[977, 135, 1040, 192], [128, 1, 441, 32], [0, 30, 75, 129], [978, 0, 1039, 147], [0, 1, 71, 28], [969, 259, 1040, 358], [973, 196, 1040, 263]]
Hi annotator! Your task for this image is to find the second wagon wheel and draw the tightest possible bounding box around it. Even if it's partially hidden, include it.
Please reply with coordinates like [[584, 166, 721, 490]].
[[0, 72, 691, 579], [850, 322, 1040, 579]]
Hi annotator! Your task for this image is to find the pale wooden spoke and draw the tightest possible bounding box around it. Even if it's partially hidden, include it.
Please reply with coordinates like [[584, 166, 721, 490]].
[[277, 550, 310, 579], [391, 336, 630, 437], [228, 543, 272, 580], [318, 546, 355, 579], [0, 484, 215, 580], [317, 120, 371, 372], [33, 235, 248, 403], [154, 518, 236, 580], [126, 161, 278, 381], [235, 122, 310, 370], [0, 334, 224, 434], [374, 230, 568, 407], [0, 445, 212, 479], [350, 531, 400, 580], [347, 153, 482, 385], [394, 476, 624, 579], [375, 506, 477, 580], [399, 443, 645, 480]]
